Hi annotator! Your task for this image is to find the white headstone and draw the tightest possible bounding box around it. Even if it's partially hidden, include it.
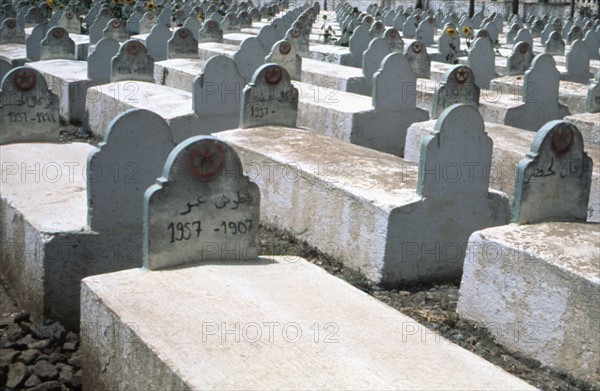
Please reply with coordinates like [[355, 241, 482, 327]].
[[234, 36, 267, 83], [25, 23, 48, 61], [0, 18, 25, 44], [507, 41, 534, 76], [545, 31, 565, 55], [103, 18, 130, 42], [89, 11, 110, 44], [513, 28, 533, 47], [57, 10, 80, 33], [512, 121, 592, 224], [404, 40, 430, 79], [198, 19, 223, 43], [438, 25, 460, 63], [88, 109, 176, 232], [348, 25, 371, 67], [383, 27, 403, 52], [143, 136, 260, 270], [415, 17, 434, 45], [362, 37, 391, 89], [265, 39, 301, 81], [583, 29, 600, 60], [111, 40, 154, 82], [167, 27, 198, 59], [586, 72, 599, 113], [468, 37, 495, 89], [240, 63, 298, 128], [40, 26, 75, 60], [88, 37, 120, 83], [192, 55, 245, 119], [146, 23, 171, 61], [432, 65, 480, 119], [0, 67, 59, 144], [566, 39, 591, 84], [139, 11, 158, 34]]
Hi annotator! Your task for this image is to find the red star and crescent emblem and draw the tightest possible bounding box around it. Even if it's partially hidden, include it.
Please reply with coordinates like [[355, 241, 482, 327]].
[[454, 66, 469, 84], [7, 18, 16, 28], [126, 41, 142, 56], [188, 143, 226, 180], [178, 28, 189, 38], [111, 20, 121, 28], [52, 27, 65, 39], [264, 65, 282, 85], [412, 41, 422, 53], [13, 68, 37, 92], [519, 42, 529, 54], [551, 124, 574, 155], [279, 41, 291, 55]]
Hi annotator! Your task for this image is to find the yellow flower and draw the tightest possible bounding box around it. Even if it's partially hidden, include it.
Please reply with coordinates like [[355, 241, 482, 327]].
[[47, 0, 55, 7], [146, 1, 155, 10], [111, 0, 119, 5], [446, 27, 457, 37], [124, 0, 134, 4]]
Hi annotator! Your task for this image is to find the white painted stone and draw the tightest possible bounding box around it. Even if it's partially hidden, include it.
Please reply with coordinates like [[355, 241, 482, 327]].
[[233, 36, 266, 83], [347, 24, 371, 67], [192, 55, 244, 128], [468, 37, 496, 89], [432, 65, 480, 118], [505, 23, 520, 44], [168, 27, 198, 59], [404, 40, 430, 79], [362, 37, 390, 91], [402, 14, 419, 38], [126, 10, 144, 34], [111, 39, 154, 82], [437, 25, 460, 64], [415, 17, 434, 45], [512, 120, 593, 224], [567, 24, 583, 44], [513, 28, 533, 47], [369, 19, 385, 38], [139, 11, 158, 34], [565, 39, 591, 84], [147, 23, 172, 61], [40, 26, 75, 60], [587, 71, 600, 113], [583, 29, 600, 61], [0, 18, 25, 44], [87, 37, 120, 83], [0, 59, 12, 80], [0, 67, 60, 144], [89, 13, 110, 44], [198, 19, 223, 43], [88, 109, 176, 232], [103, 18, 130, 42], [143, 136, 259, 270], [505, 54, 570, 131], [25, 22, 48, 62], [507, 41, 534, 76], [383, 27, 403, 52], [256, 24, 279, 52], [545, 30, 565, 55], [57, 10, 80, 34], [222, 12, 241, 32], [265, 39, 301, 81], [241, 63, 298, 128]]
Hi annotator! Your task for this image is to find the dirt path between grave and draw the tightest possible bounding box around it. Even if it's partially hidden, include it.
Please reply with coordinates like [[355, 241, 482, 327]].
[[0, 130, 597, 391]]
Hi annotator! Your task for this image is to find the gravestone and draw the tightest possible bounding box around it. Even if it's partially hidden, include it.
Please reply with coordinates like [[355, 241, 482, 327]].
[[103, 18, 130, 42], [432, 65, 480, 119], [392, 11, 405, 32], [238, 11, 252, 28], [143, 136, 260, 270], [482, 21, 499, 44], [234, 36, 267, 83], [383, 28, 403, 52], [0, 67, 59, 144], [468, 37, 495, 89], [0, 18, 25, 43], [438, 25, 460, 64], [89, 11, 110, 44], [512, 121, 592, 224], [507, 41, 534, 76], [168, 27, 198, 59], [257, 24, 279, 53], [415, 17, 434, 45], [0, 60, 12, 81], [369, 20, 385, 38], [348, 25, 371, 67], [198, 19, 223, 43], [139, 11, 158, 34], [126, 10, 144, 34], [586, 72, 599, 113], [222, 12, 240, 32], [183, 16, 201, 40], [88, 37, 120, 83], [583, 30, 600, 60], [566, 24, 582, 44], [506, 23, 520, 44], [40, 26, 75, 60], [57, 10, 80, 33], [545, 31, 565, 55], [88, 109, 176, 232], [402, 14, 419, 38], [505, 54, 570, 131], [209, 12, 223, 24], [565, 39, 590, 84], [531, 18, 544, 38], [513, 29, 533, 47], [111, 40, 154, 82], [146, 23, 171, 61], [193, 55, 245, 120], [240, 63, 298, 128], [404, 40, 430, 78], [285, 27, 308, 56], [158, 5, 172, 27], [265, 39, 301, 81], [25, 23, 48, 62], [362, 37, 391, 89]]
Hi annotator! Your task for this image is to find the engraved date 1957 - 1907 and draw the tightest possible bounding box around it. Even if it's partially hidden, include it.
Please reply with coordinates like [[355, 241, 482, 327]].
[[167, 219, 253, 243]]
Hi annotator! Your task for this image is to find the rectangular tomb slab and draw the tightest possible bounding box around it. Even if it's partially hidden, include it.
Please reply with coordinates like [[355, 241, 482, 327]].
[[0, 43, 28, 66], [0, 142, 143, 329], [26, 59, 94, 124], [457, 222, 599, 385], [81, 256, 537, 390]]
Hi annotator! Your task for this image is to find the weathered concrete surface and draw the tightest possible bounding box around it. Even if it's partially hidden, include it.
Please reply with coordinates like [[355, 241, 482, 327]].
[[84, 81, 199, 142], [0, 43, 28, 66], [0, 143, 142, 329], [565, 112, 600, 145], [405, 120, 600, 222], [153, 58, 205, 90], [301, 58, 369, 95], [26, 59, 94, 124], [457, 222, 600, 384], [81, 257, 537, 390]]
